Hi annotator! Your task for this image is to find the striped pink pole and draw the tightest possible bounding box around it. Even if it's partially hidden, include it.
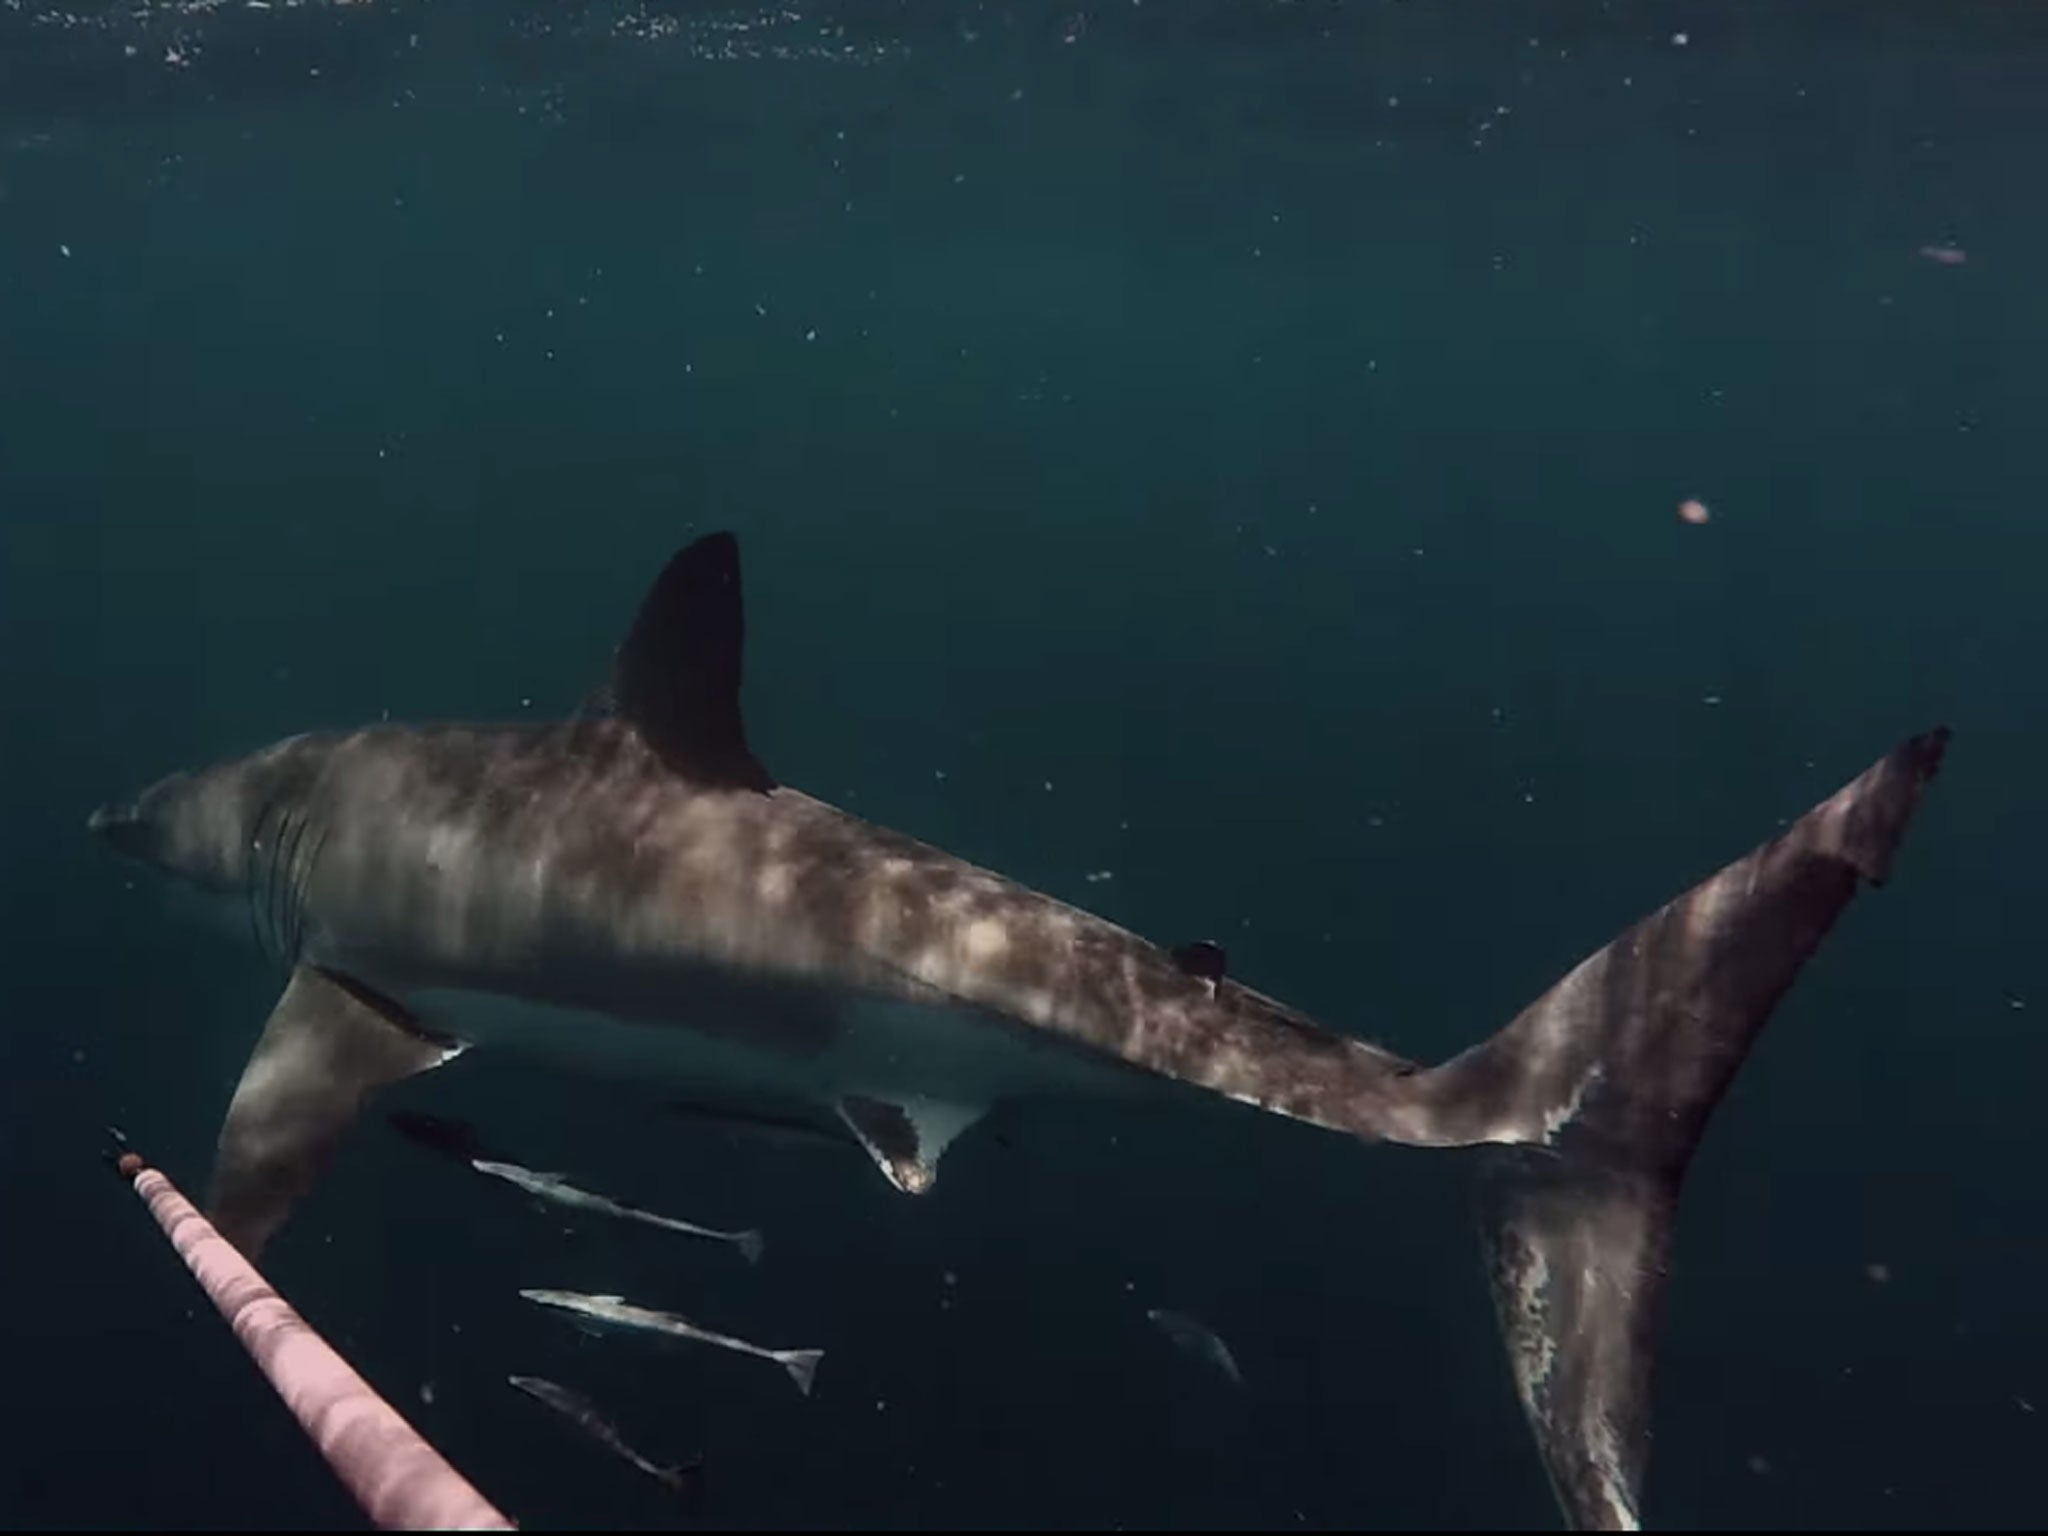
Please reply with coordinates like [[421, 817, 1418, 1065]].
[[117, 1150, 515, 1532]]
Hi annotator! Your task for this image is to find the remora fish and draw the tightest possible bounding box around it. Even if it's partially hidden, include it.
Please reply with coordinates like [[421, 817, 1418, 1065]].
[[1147, 1307, 1242, 1386], [476, 1160, 764, 1265], [89, 528, 1949, 1530], [521, 1288, 823, 1395], [508, 1374, 703, 1500], [387, 1110, 763, 1261]]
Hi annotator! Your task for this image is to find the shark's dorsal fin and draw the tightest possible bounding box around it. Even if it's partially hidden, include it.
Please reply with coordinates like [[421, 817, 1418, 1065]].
[[210, 966, 465, 1259], [608, 531, 775, 793]]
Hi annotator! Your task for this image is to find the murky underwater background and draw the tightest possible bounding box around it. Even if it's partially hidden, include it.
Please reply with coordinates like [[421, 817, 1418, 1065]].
[[2, 0, 2044, 1527]]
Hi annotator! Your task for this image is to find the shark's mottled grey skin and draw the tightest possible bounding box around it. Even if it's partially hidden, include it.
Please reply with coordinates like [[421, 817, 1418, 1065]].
[[89, 531, 1948, 1530]]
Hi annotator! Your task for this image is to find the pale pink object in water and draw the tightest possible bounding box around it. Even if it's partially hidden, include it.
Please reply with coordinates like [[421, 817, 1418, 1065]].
[[1678, 498, 1712, 525], [1918, 245, 1967, 266], [123, 1158, 514, 1531]]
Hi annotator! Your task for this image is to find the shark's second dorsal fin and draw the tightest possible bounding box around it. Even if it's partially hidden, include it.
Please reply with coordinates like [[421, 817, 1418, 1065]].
[[1171, 940, 1227, 988], [608, 531, 775, 793]]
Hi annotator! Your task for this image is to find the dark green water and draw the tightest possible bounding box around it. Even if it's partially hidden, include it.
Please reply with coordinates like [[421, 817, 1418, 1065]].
[[3, 1, 2044, 1528]]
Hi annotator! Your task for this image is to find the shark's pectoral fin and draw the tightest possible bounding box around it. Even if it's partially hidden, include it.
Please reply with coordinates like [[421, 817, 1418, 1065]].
[[210, 965, 465, 1259], [835, 1093, 987, 1195]]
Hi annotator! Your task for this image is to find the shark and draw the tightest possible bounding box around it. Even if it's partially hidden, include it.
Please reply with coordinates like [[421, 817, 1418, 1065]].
[[88, 530, 1948, 1531]]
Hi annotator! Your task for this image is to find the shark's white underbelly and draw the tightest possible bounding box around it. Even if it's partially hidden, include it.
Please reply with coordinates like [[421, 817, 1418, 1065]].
[[401, 976, 1137, 1123]]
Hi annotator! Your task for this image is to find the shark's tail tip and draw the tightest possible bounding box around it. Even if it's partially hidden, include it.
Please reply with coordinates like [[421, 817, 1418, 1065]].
[[1417, 727, 1948, 1530], [780, 1348, 824, 1397]]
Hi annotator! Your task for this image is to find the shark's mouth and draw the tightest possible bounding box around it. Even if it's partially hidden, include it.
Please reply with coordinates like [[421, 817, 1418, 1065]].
[[86, 801, 149, 857], [87, 801, 134, 832]]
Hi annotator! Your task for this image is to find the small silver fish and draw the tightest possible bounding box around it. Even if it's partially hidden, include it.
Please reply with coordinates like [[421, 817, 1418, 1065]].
[[475, 1160, 764, 1264], [1147, 1306, 1243, 1385], [508, 1374, 702, 1499], [521, 1288, 823, 1396]]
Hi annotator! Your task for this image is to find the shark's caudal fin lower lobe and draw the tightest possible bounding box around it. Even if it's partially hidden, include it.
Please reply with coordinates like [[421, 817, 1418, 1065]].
[[1406, 727, 1948, 1530]]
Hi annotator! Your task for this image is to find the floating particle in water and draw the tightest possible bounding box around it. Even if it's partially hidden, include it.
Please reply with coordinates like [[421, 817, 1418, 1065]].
[[420, 1381, 436, 1406], [2003, 990, 2025, 1010], [1679, 498, 1712, 525], [59, 243, 72, 257], [1672, 32, 1690, 47], [1702, 694, 1723, 706], [1918, 244, 1967, 267], [1083, 869, 1114, 884], [1866, 1261, 1892, 1285], [1746, 1454, 1770, 1475]]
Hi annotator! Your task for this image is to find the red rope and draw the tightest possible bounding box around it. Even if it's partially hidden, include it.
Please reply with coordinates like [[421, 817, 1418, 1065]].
[[119, 1152, 514, 1531]]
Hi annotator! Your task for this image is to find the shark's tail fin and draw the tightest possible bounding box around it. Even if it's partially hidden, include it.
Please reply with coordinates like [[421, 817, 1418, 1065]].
[[1408, 727, 1948, 1530]]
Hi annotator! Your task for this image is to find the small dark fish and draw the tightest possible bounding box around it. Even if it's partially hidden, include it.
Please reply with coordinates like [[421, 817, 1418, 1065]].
[[1147, 1307, 1243, 1385], [659, 1097, 863, 1155], [509, 1375, 702, 1501], [661, 1097, 1024, 1157], [387, 1109, 507, 1166]]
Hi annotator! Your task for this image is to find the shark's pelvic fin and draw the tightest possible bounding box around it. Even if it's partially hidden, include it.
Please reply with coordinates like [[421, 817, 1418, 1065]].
[[604, 530, 775, 793], [1408, 726, 1950, 1530], [835, 1092, 988, 1195], [210, 965, 465, 1259]]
